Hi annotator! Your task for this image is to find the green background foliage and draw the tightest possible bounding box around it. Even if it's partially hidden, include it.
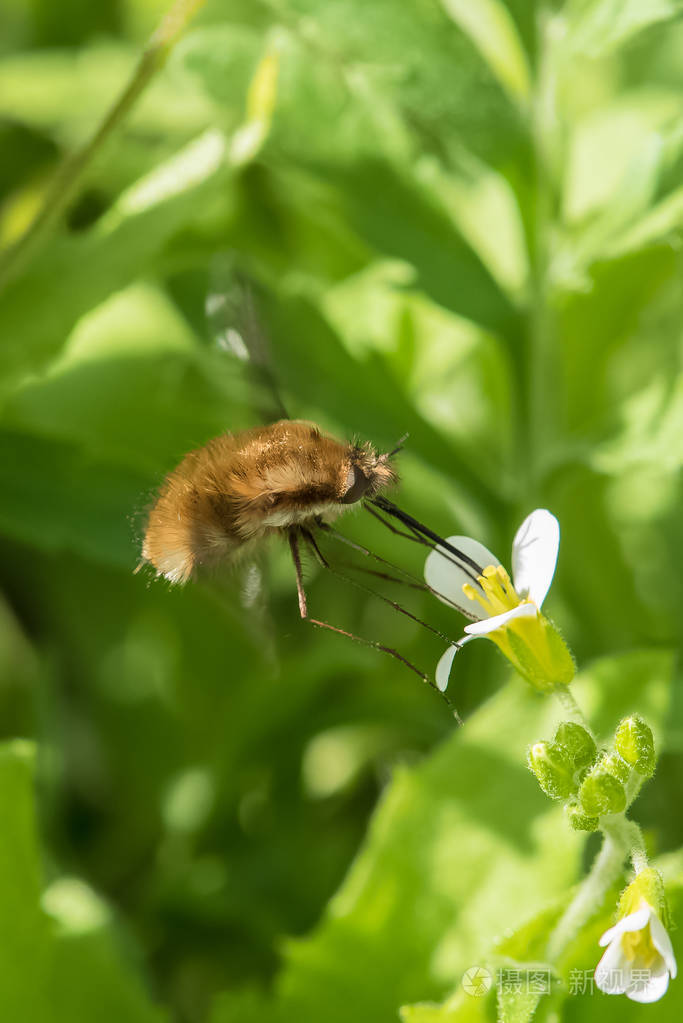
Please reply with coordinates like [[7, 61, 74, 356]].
[[0, 0, 682, 1020]]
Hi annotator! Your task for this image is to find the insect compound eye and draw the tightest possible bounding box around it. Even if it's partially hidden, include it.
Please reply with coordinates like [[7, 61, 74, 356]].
[[341, 465, 370, 504]]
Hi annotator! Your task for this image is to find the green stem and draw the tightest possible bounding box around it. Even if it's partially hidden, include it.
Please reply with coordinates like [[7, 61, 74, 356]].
[[0, 0, 206, 292], [546, 830, 625, 963], [546, 814, 649, 964], [624, 770, 646, 810], [553, 685, 595, 740], [621, 818, 649, 874]]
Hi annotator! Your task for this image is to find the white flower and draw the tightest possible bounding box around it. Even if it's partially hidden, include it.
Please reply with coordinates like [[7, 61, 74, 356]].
[[424, 509, 565, 692], [595, 900, 677, 1003]]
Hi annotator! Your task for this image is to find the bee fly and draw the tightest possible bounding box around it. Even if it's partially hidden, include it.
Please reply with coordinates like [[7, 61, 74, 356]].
[[140, 417, 397, 586], [138, 264, 475, 712], [138, 415, 474, 712]]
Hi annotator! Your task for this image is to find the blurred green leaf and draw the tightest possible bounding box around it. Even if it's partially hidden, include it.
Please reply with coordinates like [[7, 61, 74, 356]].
[[0, 131, 232, 386], [1, 281, 254, 474], [0, 45, 213, 145], [216, 647, 675, 1023], [567, 0, 683, 57], [179, 0, 526, 168], [0, 427, 149, 569], [0, 740, 166, 1021], [1, 1, 682, 1020], [400, 998, 487, 1023]]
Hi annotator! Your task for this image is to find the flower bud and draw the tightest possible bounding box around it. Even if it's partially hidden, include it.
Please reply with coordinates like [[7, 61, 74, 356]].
[[578, 766, 626, 817], [601, 751, 631, 784], [528, 741, 576, 799], [554, 722, 596, 773], [565, 800, 599, 832], [615, 716, 656, 777]]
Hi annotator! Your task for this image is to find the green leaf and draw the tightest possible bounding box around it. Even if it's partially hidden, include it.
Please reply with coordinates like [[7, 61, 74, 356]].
[[400, 989, 489, 1022], [1, 281, 254, 474], [0, 427, 150, 569], [213, 647, 676, 1023], [232, 681, 583, 1023], [0, 741, 50, 1018], [0, 740, 166, 1021], [178, 0, 526, 169], [557, 245, 678, 437], [0, 130, 232, 386], [259, 289, 508, 516], [320, 161, 521, 335], [0, 44, 213, 144], [441, 0, 531, 104], [567, 0, 683, 57], [497, 982, 545, 1023]]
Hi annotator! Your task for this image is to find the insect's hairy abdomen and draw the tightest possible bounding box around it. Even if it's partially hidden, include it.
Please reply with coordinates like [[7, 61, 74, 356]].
[[143, 421, 352, 583]]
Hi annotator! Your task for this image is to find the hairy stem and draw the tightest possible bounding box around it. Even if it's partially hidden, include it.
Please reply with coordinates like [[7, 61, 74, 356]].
[[546, 813, 649, 964], [622, 819, 649, 874], [553, 685, 595, 739], [546, 830, 623, 963], [0, 0, 206, 291]]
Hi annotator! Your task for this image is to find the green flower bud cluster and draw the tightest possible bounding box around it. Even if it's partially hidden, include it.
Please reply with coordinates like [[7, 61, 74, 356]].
[[527, 722, 597, 821], [527, 716, 655, 831]]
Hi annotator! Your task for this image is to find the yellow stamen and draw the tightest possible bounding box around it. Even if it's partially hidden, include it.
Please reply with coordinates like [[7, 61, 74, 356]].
[[463, 564, 523, 617], [622, 924, 658, 968]]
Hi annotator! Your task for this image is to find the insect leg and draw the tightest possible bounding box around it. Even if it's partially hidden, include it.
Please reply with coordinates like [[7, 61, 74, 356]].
[[299, 526, 330, 570], [317, 519, 470, 614], [290, 530, 458, 716], [316, 520, 428, 590], [297, 529, 462, 720], [303, 532, 455, 647], [288, 530, 308, 618]]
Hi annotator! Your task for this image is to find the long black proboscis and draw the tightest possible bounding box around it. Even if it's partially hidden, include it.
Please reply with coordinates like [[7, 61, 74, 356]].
[[367, 495, 484, 583]]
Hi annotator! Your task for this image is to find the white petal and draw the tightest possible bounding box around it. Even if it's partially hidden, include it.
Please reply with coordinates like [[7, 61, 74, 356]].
[[435, 644, 462, 692], [425, 536, 501, 619], [599, 906, 652, 946], [463, 602, 538, 636], [511, 509, 559, 608], [626, 960, 670, 1003], [595, 939, 630, 993], [649, 913, 677, 978]]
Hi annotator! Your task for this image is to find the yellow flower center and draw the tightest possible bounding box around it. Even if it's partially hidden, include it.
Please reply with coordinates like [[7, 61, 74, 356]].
[[462, 564, 525, 617], [460, 564, 575, 692], [622, 922, 659, 968]]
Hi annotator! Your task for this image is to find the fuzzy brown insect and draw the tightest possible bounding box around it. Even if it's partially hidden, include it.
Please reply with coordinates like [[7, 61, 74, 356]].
[[141, 419, 397, 585], [140, 417, 467, 714]]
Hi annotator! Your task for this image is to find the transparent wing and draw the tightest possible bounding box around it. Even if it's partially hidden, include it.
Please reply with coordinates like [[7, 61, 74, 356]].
[[206, 252, 289, 422]]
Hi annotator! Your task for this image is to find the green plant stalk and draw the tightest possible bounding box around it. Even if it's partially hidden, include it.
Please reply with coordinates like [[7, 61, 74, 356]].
[[553, 685, 595, 740], [0, 0, 206, 292], [545, 814, 648, 964]]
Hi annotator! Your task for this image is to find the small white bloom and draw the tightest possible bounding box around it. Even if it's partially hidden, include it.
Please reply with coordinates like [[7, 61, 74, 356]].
[[595, 900, 677, 1003], [425, 510, 561, 691]]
